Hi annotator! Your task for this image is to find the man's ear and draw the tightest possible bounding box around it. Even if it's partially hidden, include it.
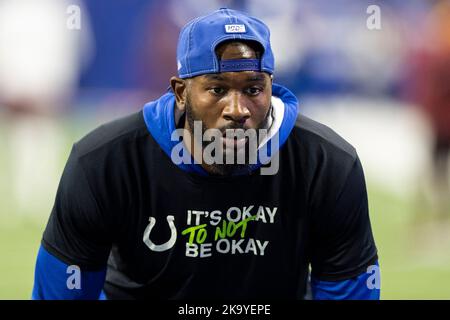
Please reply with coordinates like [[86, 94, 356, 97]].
[[170, 76, 187, 112]]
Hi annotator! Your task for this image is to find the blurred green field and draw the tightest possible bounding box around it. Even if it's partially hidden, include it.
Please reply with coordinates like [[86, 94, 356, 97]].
[[1, 115, 450, 299]]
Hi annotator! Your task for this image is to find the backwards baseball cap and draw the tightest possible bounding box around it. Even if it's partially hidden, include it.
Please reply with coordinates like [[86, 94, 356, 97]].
[[176, 8, 275, 79]]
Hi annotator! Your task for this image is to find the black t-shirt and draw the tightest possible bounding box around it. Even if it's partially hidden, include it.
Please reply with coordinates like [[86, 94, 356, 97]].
[[42, 110, 378, 299]]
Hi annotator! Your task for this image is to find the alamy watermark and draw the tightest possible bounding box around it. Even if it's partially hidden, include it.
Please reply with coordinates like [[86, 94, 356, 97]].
[[366, 264, 381, 290], [170, 121, 279, 175], [366, 5, 381, 30], [66, 5, 81, 30], [66, 265, 81, 290]]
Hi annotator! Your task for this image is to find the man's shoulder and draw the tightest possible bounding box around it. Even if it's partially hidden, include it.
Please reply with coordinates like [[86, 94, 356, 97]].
[[74, 110, 149, 158], [291, 114, 357, 163], [287, 114, 360, 192]]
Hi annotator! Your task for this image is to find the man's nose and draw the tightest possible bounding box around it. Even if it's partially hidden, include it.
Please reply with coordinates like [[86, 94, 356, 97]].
[[222, 92, 251, 123]]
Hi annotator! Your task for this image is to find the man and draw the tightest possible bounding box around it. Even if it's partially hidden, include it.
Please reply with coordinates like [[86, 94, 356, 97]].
[[32, 8, 380, 300]]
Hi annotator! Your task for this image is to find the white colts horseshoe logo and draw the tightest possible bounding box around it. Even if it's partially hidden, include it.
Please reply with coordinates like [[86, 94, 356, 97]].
[[143, 215, 177, 252]]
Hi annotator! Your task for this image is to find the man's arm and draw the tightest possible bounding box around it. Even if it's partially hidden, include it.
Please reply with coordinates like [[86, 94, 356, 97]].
[[32, 245, 107, 300], [311, 261, 380, 300], [32, 144, 112, 299], [310, 156, 380, 300]]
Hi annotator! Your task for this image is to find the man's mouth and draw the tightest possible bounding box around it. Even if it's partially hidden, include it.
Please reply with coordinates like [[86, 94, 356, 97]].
[[221, 135, 248, 149]]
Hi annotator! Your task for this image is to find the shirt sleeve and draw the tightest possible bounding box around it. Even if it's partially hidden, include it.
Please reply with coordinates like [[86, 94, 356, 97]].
[[41, 143, 113, 270], [32, 245, 107, 300], [311, 260, 381, 300], [310, 155, 378, 281]]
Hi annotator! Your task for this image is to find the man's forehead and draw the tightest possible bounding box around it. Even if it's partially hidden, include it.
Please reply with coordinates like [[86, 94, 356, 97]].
[[199, 71, 269, 82], [217, 41, 259, 59]]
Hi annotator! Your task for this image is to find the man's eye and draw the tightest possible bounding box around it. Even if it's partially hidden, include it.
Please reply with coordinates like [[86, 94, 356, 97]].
[[209, 87, 225, 95], [246, 87, 262, 96]]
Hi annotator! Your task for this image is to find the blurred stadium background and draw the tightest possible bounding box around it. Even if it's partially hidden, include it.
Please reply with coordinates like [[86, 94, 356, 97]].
[[1, 0, 450, 299]]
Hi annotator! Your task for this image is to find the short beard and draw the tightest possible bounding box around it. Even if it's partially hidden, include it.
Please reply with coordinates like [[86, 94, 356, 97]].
[[185, 95, 272, 176]]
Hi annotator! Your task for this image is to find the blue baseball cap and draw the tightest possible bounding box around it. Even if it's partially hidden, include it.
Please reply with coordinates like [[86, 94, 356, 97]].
[[176, 8, 275, 79]]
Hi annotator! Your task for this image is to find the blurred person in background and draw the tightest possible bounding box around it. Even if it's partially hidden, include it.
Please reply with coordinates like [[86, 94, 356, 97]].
[[0, 0, 92, 217], [405, 0, 450, 217]]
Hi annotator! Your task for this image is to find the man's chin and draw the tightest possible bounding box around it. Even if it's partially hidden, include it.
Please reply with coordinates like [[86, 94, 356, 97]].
[[203, 163, 252, 176]]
